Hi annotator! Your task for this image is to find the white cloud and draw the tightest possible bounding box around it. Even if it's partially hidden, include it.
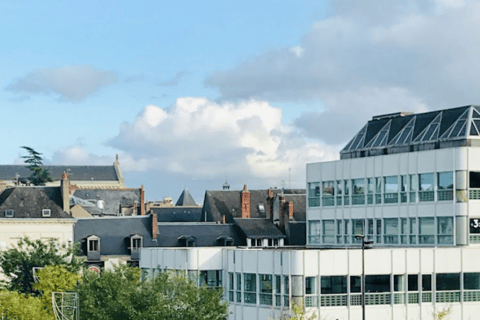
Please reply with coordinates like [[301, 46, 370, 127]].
[[108, 98, 338, 186], [6, 66, 117, 102], [50, 146, 113, 165], [205, 0, 480, 144]]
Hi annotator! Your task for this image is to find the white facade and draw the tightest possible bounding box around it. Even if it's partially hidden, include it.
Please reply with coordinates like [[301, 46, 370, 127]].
[[0, 218, 75, 249], [306, 147, 480, 248], [140, 246, 480, 320]]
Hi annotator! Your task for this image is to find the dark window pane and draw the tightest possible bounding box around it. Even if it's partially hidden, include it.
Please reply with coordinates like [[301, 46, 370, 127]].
[[470, 172, 480, 188], [365, 275, 390, 293], [464, 273, 480, 290], [422, 275, 431, 291], [436, 273, 460, 291], [350, 276, 361, 293], [321, 276, 347, 294], [408, 275, 418, 291]]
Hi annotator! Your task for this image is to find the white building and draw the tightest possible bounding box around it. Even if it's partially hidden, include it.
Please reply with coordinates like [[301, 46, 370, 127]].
[[140, 246, 480, 320], [307, 106, 480, 248], [140, 106, 480, 319]]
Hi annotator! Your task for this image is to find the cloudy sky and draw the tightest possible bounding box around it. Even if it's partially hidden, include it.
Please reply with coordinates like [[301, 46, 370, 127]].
[[1, 0, 479, 202]]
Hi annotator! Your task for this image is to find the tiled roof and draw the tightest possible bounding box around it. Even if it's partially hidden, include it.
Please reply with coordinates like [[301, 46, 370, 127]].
[[151, 207, 202, 222], [175, 187, 197, 206], [73, 189, 141, 216], [234, 218, 285, 239]]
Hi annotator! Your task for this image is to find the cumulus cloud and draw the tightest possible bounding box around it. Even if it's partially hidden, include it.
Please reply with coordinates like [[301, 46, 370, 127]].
[[6, 66, 117, 102], [50, 146, 114, 165], [205, 0, 480, 143], [108, 98, 338, 187]]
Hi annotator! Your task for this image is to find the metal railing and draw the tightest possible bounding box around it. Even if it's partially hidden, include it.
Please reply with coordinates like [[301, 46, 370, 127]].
[[322, 196, 335, 207], [384, 193, 399, 204], [352, 194, 365, 205], [308, 197, 320, 207], [437, 190, 453, 201], [418, 191, 434, 202]]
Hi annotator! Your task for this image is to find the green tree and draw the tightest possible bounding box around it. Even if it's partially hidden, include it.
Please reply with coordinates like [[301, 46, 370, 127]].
[[0, 289, 51, 320], [0, 238, 82, 295], [21, 146, 53, 185], [75, 265, 228, 320]]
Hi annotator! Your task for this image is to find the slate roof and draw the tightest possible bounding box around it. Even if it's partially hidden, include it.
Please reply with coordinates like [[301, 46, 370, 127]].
[[284, 193, 306, 222], [201, 189, 270, 223], [151, 207, 202, 222], [74, 216, 243, 256], [234, 218, 285, 239], [72, 189, 141, 216], [175, 187, 197, 206], [341, 105, 480, 159], [0, 165, 119, 181], [0, 187, 72, 219]]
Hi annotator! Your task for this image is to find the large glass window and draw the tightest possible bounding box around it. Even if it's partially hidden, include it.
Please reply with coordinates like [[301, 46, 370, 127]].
[[200, 270, 222, 288], [366, 275, 391, 293], [367, 178, 374, 204], [352, 219, 364, 242], [305, 277, 316, 295], [352, 178, 365, 205], [244, 273, 257, 304], [437, 172, 454, 201], [401, 218, 407, 244], [322, 181, 335, 206], [344, 220, 350, 244], [470, 172, 480, 188], [275, 275, 281, 306], [410, 174, 418, 202], [401, 175, 408, 203], [321, 276, 347, 294], [437, 217, 453, 244], [464, 273, 480, 290], [419, 217, 435, 244], [422, 275, 432, 291], [350, 276, 361, 293], [376, 219, 382, 243], [284, 276, 289, 307], [228, 272, 234, 302], [375, 177, 382, 204], [384, 176, 399, 203], [236, 273, 242, 303], [436, 273, 460, 291], [384, 218, 399, 244], [259, 274, 273, 305], [322, 220, 335, 244], [308, 220, 321, 244], [336, 220, 343, 244], [408, 275, 418, 291], [344, 180, 350, 206], [419, 173, 434, 202], [336, 180, 343, 206], [394, 275, 405, 291], [308, 182, 320, 207], [409, 218, 417, 244]]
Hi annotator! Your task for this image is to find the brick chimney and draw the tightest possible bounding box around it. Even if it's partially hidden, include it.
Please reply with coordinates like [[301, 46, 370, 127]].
[[151, 213, 158, 239], [288, 201, 294, 219], [60, 173, 70, 213], [241, 184, 251, 218], [266, 188, 274, 220], [140, 185, 145, 216]]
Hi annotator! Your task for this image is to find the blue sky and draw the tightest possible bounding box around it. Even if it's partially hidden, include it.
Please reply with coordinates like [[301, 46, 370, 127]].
[[2, 0, 480, 202]]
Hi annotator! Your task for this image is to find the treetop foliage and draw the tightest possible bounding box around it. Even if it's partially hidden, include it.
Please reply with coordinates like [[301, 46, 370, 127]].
[[20, 146, 53, 185]]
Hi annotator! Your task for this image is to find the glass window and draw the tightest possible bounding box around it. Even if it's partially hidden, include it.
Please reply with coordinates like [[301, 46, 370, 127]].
[[464, 273, 480, 290], [284, 276, 289, 294], [394, 275, 405, 291], [323, 181, 335, 196], [337, 220, 342, 234], [200, 270, 222, 288], [321, 276, 347, 294], [309, 182, 320, 197], [437, 172, 453, 190], [401, 175, 408, 192], [336, 180, 343, 195], [229, 272, 234, 290], [384, 219, 399, 235], [470, 218, 480, 234], [305, 277, 316, 295], [375, 177, 382, 193], [275, 275, 281, 293], [368, 178, 374, 194], [366, 275, 391, 293], [344, 220, 349, 235], [352, 219, 364, 236], [244, 273, 257, 304], [350, 276, 361, 293], [260, 275, 272, 293], [401, 218, 407, 234], [367, 219, 374, 235], [384, 176, 399, 193], [422, 275, 432, 291], [419, 173, 434, 191], [410, 175, 418, 191], [344, 180, 350, 195], [323, 220, 334, 235], [470, 172, 480, 188], [436, 273, 460, 291], [352, 179, 365, 194], [419, 217, 435, 244], [437, 217, 453, 235], [408, 275, 418, 291]]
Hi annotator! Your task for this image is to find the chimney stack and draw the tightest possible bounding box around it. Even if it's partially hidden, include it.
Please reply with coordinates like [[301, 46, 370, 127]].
[[241, 184, 251, 218], [151, 213, 158, 239], [140, 185, 145, 215], [60, 173, 70, 213]]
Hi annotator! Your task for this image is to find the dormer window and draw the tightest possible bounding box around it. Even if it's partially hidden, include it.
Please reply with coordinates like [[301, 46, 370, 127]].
[[88, 238, 99, 252], [42, 209, 51, 217], [5, 210, 14, 218], [131, 235, 143, 250]]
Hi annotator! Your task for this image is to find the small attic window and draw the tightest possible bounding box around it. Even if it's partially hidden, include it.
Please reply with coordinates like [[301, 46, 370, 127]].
[[42, 209, 51, 217], [258, 204, 265, 213], [5, 210, 14, 218]]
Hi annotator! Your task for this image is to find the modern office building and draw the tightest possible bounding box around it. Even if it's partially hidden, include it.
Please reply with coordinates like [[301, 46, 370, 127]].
[[140, 106, 480, 319], [307, 105, 480, 248]]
